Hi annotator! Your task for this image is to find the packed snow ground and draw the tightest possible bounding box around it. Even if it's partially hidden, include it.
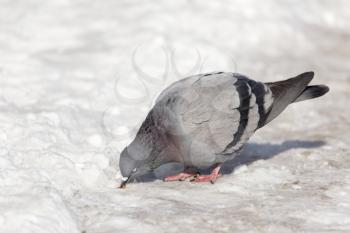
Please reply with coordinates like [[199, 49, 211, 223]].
[[1, 0, 350, 232]]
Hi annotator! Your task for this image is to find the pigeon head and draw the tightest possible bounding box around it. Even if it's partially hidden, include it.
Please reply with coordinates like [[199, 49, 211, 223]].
[[118, 107, 174, 188], [119, 138, 154, 188]]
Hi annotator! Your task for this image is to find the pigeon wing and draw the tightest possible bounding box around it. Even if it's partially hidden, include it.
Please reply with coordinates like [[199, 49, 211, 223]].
[[155, 72, 273, 167]]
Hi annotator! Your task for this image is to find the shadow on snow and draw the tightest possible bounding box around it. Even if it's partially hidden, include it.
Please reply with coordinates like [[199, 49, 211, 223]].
[[135, 139, 326, 183]]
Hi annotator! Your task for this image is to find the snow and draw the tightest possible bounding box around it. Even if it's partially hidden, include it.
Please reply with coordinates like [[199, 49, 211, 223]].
[[1, 0, 350, 232]]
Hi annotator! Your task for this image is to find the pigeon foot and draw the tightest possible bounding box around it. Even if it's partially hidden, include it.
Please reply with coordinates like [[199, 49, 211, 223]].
[[191, 164, 222, 184], [164, 172, 198, 181]]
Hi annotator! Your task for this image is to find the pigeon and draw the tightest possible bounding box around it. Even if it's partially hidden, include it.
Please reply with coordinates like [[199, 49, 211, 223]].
[[119, 71, 329, 188]]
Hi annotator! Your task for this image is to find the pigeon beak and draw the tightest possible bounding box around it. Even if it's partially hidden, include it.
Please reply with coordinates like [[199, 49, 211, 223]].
[[119, 176, 130, 189]]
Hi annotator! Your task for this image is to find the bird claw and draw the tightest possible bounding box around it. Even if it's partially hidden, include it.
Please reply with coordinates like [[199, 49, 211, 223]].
[[190, 164, 222, 183], [164, 164, 222, 183], [190, 173, 222, 183], [164, 172, 198, 182]]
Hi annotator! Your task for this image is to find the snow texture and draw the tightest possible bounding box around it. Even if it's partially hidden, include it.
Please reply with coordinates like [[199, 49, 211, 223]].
[[0, 0, 350, 232]]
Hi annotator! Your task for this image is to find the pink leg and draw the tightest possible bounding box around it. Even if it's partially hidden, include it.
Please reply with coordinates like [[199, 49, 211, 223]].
[[164, 172, 198, 182], [192, 164, 222, 184]]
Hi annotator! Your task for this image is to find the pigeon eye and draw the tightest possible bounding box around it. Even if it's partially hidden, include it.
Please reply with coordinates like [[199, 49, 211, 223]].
[[132, 168, 137, 173]]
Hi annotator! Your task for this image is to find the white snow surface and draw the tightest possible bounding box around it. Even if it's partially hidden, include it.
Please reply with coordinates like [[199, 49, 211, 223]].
[[1, 0, 350, 232]]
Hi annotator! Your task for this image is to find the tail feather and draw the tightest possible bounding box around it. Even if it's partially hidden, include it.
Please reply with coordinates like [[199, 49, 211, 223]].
[[264, 71, 324, 125], [293, 85, 329, 103]]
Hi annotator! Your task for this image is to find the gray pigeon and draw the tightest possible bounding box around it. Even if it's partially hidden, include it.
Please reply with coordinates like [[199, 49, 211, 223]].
[[119, 71, 329, 188]]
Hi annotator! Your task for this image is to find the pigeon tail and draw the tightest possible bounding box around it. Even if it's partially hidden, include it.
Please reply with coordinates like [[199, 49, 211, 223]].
[[293, 85, 329, 103], [264, 71, 328, 125]]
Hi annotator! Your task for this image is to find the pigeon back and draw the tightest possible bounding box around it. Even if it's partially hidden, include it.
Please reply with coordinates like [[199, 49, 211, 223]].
[[155, 72, 273, 167]]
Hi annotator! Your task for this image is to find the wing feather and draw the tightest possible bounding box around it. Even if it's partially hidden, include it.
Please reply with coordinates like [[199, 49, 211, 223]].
[[156, 72, 273, 166]]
